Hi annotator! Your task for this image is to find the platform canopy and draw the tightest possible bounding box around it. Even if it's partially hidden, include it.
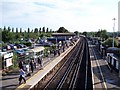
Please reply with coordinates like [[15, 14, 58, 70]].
[[47, 37, 69, 42], [107, 47, 120, 54], [52, 33, 75, 37], [27, 46, 45, 53]]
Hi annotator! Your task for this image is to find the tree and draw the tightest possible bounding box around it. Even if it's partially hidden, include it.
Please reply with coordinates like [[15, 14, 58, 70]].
[[8, 27, 11, 32], [74, 31, 79, 36], [24, 30, 27, 39], [3, 26, 6, 31], [56, 27, 69, 33], [82, 31, 87, 36], [95, 29, 108, 41], [101, 30, 108, 40], [102, 38, 119, 47], [31, 29, 33, 33], [16, 28, 18, 33], [15, 34, 20, 40], [87, 32, 96, 37], [39, 28, 41, 33], [28, 28, 30, 33], [2, 28, 12, 42], [42, 27, 45, 33], [12, 27, 14, 32], [50, 29, 52, 33], [46, 27, 49, 33], [34, 28, 38, 33], [20, 28, 22, 33]]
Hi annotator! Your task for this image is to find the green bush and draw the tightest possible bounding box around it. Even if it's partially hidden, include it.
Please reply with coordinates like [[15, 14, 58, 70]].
[[102, 38, 119, 47], [23, 42, 32, 46]]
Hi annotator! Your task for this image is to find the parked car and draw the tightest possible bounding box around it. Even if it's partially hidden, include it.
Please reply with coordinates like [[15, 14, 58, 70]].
[[14, 49, 25, 56], [15, 44, 26, 48], [8, 44, 17, 50]]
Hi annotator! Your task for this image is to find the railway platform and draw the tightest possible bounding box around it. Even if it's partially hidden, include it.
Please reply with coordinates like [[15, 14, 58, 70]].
[[14, 39, 79, 90], [89, 41, 120, 89]]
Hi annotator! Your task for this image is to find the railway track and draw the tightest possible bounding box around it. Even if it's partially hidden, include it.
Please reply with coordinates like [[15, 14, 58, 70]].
[[55, 41, 85, 89], [42, 39, 83, 89], [32, 37, 92, 90], [74, 38, 92, 90], [42, 37, 92, 89]]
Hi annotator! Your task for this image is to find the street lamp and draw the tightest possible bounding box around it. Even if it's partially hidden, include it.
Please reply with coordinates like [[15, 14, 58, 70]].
[[112, 18, 116, 48]]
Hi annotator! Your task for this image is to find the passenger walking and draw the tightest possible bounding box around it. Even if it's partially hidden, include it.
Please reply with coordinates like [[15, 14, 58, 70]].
[[38, 57, 43, 69], [38, 57, 41, 66], [33, 60, 36, 69], [58, 49, 60, 56], [19, 68, 26, 85], [30, 60, 34, 73], [41, 58, 43, 69], [18, 60, 23, 69], [26, 64, 31, 76], [63, 45, 65, 52], [53, 50, 56, 56]]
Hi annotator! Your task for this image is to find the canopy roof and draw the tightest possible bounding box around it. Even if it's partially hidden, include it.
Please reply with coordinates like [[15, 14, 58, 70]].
[[27, 46, 44, 53], [52, 33, 75, 36]]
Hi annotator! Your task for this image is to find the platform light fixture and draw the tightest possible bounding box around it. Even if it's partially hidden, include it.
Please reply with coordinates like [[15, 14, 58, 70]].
[[112, 18, 116, 48]]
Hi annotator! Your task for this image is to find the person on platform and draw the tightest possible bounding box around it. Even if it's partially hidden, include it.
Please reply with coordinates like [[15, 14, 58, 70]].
[[30, 60, 34, 73], [53, 50, 56, 56], [38, 57, 43, 69], [18, 60, 23, 69], [33, 60, 36, 69], [19, 68, 26, 85], [26, 64, 31, 76], [58, 49, 60, 56]]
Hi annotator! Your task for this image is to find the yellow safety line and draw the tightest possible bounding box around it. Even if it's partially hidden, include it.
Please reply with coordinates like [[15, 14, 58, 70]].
[[90, 52, 95, 89], [16, 50, 71, 89], [16, 39, 80, 89], [16, 56, 57, 89]]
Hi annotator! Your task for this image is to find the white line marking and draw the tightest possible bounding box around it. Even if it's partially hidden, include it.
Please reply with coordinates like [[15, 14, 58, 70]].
[[92, 46, 108, 90]]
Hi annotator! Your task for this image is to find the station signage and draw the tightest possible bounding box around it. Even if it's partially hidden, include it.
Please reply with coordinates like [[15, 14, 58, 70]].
[[4, 52, 13, 67]]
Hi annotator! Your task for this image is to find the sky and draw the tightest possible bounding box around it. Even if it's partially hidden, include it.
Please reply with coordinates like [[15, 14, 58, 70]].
[[0, 0, 120, 32]]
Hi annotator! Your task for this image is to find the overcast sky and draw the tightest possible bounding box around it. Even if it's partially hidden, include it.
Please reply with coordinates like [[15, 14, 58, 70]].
[[0, 0, 119, 32]]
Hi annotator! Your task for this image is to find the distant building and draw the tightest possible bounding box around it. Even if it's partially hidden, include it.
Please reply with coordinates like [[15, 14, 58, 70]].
[[48, 33, 75, 43], [52, 33, 75, 40]]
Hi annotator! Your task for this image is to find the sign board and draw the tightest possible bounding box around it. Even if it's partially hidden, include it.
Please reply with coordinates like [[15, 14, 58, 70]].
[[6, 58, 13, 67], [4, 52, 13, 67], [4, 52, 13, 59]]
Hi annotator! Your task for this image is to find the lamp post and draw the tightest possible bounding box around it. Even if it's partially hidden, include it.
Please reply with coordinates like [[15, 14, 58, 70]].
[[112, 18, 116, 48], [110, 18, 116, 74]]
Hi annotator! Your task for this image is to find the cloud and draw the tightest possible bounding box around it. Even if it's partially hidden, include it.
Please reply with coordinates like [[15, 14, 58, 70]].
[[1, 0, 119, 32]]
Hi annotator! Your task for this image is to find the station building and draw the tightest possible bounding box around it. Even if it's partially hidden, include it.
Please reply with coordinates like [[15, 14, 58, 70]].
[[47, 33, 75, 43], [47, 33, 76, 48]]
